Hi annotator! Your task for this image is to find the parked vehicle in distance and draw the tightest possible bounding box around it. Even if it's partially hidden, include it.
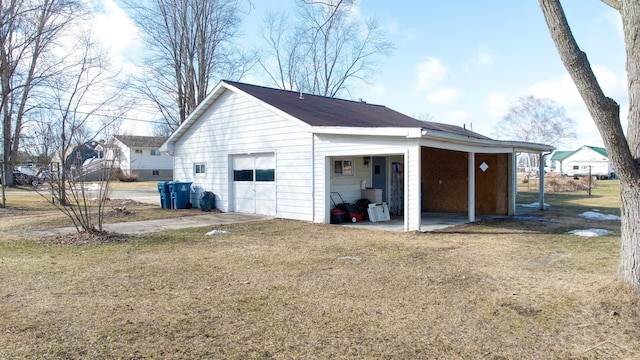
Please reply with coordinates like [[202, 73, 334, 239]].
[[1, 166, 49, 186]]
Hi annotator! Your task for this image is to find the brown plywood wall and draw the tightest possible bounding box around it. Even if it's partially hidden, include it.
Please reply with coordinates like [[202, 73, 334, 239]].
[[421, 147, 509, 215], [475, 153, 509, 215], [421, 147, 469, 212]]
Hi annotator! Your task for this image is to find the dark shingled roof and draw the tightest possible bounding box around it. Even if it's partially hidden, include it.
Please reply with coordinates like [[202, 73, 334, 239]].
[[224, 81, 491, 140], [114, 135, 166, 148]]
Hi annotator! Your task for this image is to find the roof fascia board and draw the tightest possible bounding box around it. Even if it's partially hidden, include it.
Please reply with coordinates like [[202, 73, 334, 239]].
[[421, 129, 554, 153], [310, 126, 423, 137]]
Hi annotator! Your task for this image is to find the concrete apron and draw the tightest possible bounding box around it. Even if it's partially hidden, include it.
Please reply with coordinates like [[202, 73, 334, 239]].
[[338, 206, 541, 232], [27, 213, 273, 237]]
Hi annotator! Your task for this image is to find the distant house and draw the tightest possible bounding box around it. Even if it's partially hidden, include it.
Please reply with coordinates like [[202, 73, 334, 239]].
[[105, 135, 173, 181], [64, 140, 104, 171], [161, 80, 553, 232], [551, 145, 613, 179]]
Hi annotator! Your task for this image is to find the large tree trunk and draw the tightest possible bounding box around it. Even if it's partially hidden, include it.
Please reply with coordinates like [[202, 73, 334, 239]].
[[619, 180, 640, 289], [539, 0, 640, 291]]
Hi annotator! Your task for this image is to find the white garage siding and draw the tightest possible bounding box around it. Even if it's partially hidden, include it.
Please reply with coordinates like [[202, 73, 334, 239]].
[[313, 133, 422, 231], [172, 89, 314, 220]]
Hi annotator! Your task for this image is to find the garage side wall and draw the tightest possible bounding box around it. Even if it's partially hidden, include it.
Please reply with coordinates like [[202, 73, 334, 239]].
[[172, 90, 314, 221]]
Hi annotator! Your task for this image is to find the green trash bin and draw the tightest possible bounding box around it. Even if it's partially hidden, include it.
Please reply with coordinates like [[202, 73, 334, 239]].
[[157, 181, 171, 209], [169, 181, 192, 209]]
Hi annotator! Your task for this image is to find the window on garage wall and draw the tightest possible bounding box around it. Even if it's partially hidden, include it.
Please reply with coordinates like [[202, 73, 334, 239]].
[[194, 163, 206, 175]]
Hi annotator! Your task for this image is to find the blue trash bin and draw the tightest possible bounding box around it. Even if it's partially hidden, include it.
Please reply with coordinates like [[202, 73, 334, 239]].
[[157, 181, 171, 209], [169, 181, 192, 209]]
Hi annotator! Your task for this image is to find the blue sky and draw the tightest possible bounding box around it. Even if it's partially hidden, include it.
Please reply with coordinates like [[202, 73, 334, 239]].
[[99, 0, 627, 150]]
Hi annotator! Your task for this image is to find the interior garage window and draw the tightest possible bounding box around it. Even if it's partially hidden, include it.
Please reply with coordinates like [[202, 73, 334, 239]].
[[334, 159, 353, 176], [255, 169, 275, 182], [234, 169, 253, 181]]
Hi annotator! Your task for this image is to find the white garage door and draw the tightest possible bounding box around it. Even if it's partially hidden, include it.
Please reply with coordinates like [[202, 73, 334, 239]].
[[232, 153, 276, 216]]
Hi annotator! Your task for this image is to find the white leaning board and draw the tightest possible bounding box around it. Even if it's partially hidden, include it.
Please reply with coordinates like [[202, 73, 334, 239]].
[[367, 203, 390, 222]]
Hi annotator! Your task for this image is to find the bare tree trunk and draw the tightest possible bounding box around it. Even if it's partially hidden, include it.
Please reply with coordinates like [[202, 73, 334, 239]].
[[539, 0, 640, 291]]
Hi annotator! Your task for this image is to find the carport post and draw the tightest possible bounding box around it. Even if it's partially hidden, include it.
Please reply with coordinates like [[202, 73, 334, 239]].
[[538, 152, 547, 211], [468, 151, 475, 222]]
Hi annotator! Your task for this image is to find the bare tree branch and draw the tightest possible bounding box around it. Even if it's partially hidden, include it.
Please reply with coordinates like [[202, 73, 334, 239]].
[[125, 0, 255, 134], [259, 0, 393, 98], [601, 0, 622, 11]]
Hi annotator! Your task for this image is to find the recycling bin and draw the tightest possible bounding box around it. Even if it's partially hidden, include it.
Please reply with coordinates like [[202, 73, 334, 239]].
[[169, 181, 192, 209], [157, 181, 171, 209]]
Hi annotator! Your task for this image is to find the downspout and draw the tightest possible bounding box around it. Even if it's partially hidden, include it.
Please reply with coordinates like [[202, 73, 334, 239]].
[[468, 151, 475, 222], [538, 151, 552, 210], [509, 150, 518, 215]]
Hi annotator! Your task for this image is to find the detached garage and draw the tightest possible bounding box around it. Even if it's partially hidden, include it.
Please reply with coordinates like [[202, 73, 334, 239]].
[[161, 80, 553, 232]]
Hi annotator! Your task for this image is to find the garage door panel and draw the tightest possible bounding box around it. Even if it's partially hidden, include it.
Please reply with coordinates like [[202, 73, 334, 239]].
[[232, 153, 276, 215]]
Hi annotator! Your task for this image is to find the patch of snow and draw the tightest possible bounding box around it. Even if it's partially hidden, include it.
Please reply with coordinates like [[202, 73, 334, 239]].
[[206, 230, 229, 235], [568, 228, 615, 237], [518, 202, 550, 209], [578, 211, 621, 221], [86, 183, 101, 191], [338, 256, 363, 262], [512, 216, 540, 221]]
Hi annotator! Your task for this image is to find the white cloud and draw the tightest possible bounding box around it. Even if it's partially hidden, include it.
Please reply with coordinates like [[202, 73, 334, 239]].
[[485, 92, 510, 118], [471, 48, 494, 67], [415, 56, 449, 91], [526, 74, 582, 106], [601, 7, 624, 40], [425, 88, 460, 105], [520, 65, 628, 148], [441, 110, 470, 123], [592, 65, 627, 99], [370, 83, 387, 96], [90, 0, 141, 65]]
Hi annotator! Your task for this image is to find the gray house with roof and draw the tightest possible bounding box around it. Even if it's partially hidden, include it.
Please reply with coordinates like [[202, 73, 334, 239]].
[[105, 135, 173, 181], [161, 80, 553, 231]]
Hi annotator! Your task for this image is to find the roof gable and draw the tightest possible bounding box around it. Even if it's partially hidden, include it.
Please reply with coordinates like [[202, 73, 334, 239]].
[[113, 135, 166, 148], [585, 145, 607, 158], [551, 150, 573, 161], [554, 145, 609, 161]]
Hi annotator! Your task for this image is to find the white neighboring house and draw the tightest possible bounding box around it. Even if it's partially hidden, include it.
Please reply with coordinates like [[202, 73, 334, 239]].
[[161, 80, 554, 231], [105, 135, 173, 181], [551, 145, 614, 179]]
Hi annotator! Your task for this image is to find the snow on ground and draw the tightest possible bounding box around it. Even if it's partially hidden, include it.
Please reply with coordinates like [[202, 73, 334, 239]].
[[568, 228, 615, 237], [578, 211, 621, 221], [206, 230, 229, 235], [518, 202, 550, 209]]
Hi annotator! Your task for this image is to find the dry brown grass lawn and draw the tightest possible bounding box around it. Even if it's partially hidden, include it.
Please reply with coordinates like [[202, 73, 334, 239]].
[[1, 180, 638, 359]]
